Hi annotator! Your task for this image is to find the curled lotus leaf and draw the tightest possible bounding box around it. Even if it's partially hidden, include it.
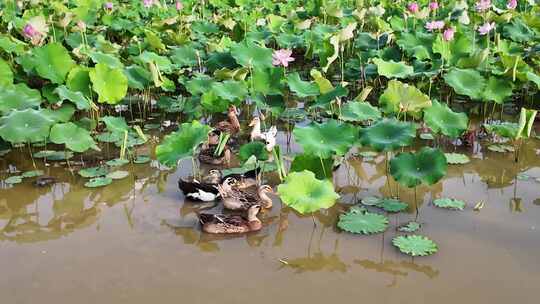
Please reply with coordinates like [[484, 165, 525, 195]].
[[390, 147, 448, 188], [340, 102, 382, 122], [277, 170, 339, 214], [517, 108, 537, 139], [338, 207, 389, 235], [392, 235, 438, 257], [0, 109, 53, 143], [378, 80, 431, 117], [286, 72, 320, 98], [293, 119, 357, 158], [89, 63, 128, 104], [155, 121, 211, 168], [358, 118, 416, 152], [423, 100, 469, 138]]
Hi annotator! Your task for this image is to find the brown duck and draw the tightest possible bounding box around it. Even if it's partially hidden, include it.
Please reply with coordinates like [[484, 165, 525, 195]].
[[218, 178, 273, 211], [198, 204, 262, 234], [216, 105, 241, 134]]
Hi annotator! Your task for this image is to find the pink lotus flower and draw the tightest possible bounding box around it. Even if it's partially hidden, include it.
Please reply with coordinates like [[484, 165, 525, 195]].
[[272, 49, 295, 67], [176, 1, 183, 10], [443, 27, 455, 41], [478, 22, 495, 35], [425, 20, 445, 31], [23, 24, 38, 38], [429, 2, 439, 11], [475, 0, 491, 12], [143, 0, 153, 8], [104, 2, 114, 10], [407, 2, 419, 13], [507, 0, 517, 10]]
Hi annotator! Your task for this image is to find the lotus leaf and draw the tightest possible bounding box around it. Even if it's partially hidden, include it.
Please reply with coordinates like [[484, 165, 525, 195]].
[[106, 158, 130, 167], [444, 68, 486, 100], [170, 46, 199, 67], [527, 72, 540, 89], [487, 144, 514, 153], [84, 177, 113, 188], [22, 170, 44, 178], [376, 198, 408, 213], [392, 235, 438, 256], [286, 73, 320, 98], [231, 41, 273, 68], [484, 122, 519, 139], [0, 58, 13, 86], [433, 198, 465, 210], [390, 147, 448, 188], [66, 66, 92, 97], [125, 65, 152, 90], [5, 176, 23, 184], [54, 85, 91, 110], [293, 120, 357, 158], [50, 122, 99, 153], [106, 171, 129, 180], [373, 58, 414, 79], [101, 116, 129, 134], [155, 121, 211, 168], [89, 63, 128, 104], [211, 80, 248, 101], [31, 42, 75, 84], [78, 166, 109, 178], [96, 132, 122, 143], [42, 105, 76, 123], [290, 153, 333, 180], [338, 207, 389, 235], [340, 102, 381, 122], [0, 109, 53, 143], [33, 150, 73, 160], [134, 156, 151, 164], [238, 142, 269, 162], [88, 51, 123, 69], [503, 19, 535, 43], [252, 67, 284, 95], [517, 108, 537, 139], [398, 222, 421, 233], [482, 77, 514, 104], [419, 133, 434, 140], [358, 118, 416, 152], [0, 83, 42, 114], [444, 153, 470, 164], [423, 100, 468, 138], [378, 80, 431, 116], [277, 171, 339, 214]]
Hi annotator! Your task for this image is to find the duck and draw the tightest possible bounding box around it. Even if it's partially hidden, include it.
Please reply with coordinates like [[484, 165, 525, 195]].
[[198, 204, 262, 234], [202, 169, 223, 185], [218, 177, 273, 211], [248, 116, 278, 142], [221, 168, 260, 189], [178, 178, 220, 202], [198, 129, 232, 165], [216, 105, 241, 134]]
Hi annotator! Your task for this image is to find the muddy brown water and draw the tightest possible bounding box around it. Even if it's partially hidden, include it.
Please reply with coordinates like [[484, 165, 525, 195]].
[[1, 131, 540, 304]]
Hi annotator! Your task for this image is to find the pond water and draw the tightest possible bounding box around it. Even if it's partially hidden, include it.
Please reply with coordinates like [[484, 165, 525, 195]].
[[1, 129, 540, 304]]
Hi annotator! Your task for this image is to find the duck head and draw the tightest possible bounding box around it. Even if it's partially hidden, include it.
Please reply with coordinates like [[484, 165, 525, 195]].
[[258, 185, 274, 208]]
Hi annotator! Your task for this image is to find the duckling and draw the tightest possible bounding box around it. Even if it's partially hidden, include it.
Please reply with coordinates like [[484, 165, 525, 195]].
[[178, 178, 220, 202], [199, 204, 262, 234], [218, 178, 274, 211], [216, 105, 241, 134], [202, 169, 223, 185]]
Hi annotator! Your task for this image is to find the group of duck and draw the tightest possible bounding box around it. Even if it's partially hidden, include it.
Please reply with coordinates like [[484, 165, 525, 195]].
[[178, 105, 278, 234]]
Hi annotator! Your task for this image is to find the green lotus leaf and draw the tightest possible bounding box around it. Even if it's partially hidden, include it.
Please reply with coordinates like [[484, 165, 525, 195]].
[[0, 109, 53, 143], [444, 153, 470, 165], [89, 63, 128, 104], [84, 177, 113, 188], [96, 132, 122, 143], [517, 108, 537, 139], [155, 121, 211, 168], [186, 75, 215, 96], [378, 80, 431, 117], [78, 166, 109, 178], [277, 170, 339, 214], [66, 66, 92, 97], [390, 147, 448, 188], [503, 19, 535, 43], [170, 45, 199, 67], [482, 77, 514, 104], [398, 221, 421, 233], [31, 42, 75, 84], [124, 65, 152, 90], [484, 122, 519, 139], [338, 207, 389, 234], [373, 58, 414, 79], [231, 41, 273, 68], [0, 83, 42, 114], [286, 72, 320, 98], [423, 100, 468, 138], [392, 235, 438, 256], [201, 90, 229, 113], [487, 144, 514, 153], [0, 58, 13, 87], [419, 133, 434, 140], [22, 170, 44, 178], [106, 170, 129, 180], [54, 85, 91, 110], [211, 80, 248, 101], [101, 116, 129, 134], [376, 198, 408, 212], [5, 175, 23, 184], [444, 68, 486, 100], [340, 102, 382, 122], [527, 72, 540, 89], [137, 51, 173, 73], [50, 122, 100, 153], [106, 158, 130, 167], [290, 153, 333, 180], [33, 150, 73, 160], [252, 67, 284, 95], [42, 104, 76, 123], [293, 119, 357, 158], [238, 141, 269, 162], [433, 198, 465, 210], [134, 155, 151, 164], [88, 50, 123, 69], [358, 118, 416, 152], [361, 196, 382, 206]]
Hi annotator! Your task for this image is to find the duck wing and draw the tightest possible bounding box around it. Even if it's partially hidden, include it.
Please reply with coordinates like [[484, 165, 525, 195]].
[[178, 179, 220, 201]]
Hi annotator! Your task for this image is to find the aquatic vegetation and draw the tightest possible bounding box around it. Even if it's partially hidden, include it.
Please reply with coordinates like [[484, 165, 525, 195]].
[[393, 235, 438, 257], [293, 120, 357, 158], [376, 198, 409, 213], [277, 171, 339, 214], [390, 147, 448, 188], [433, 198, 466, 210], [398, 222, 421, 233], [155, 121, 211, 168], [444, 153, 470, 165], [84, 177, 113, 188], [338, 207, 389, 235], [359, 119, 416, 152], [423, 101, 469, 139]]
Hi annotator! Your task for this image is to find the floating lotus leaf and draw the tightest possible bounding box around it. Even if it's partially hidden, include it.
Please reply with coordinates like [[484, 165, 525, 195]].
[[106, 170, 129, 180], [487, 144, 514, 153], [376, 198, 408, 213], [31, 42, 75, 84], [433, 198, 465, 210], [340, 102, 382, 122], [0, 83, 42, 114], [286, 72, 320, 98], [423, 100, 468, 138], [106, 158, 129, 167], [33, 150, 73, 160], [398, 222, 421, 233], [390, 147, 448, 188], [482, 77, 514, 104], [392, 235, 438, 256], [277, 170, 339, 214], [54, 85, 91, 110], [155, 121, 211, 168], [361, 196, 382, 206], [89, 63, 128, 104], [378, 80, 431, 117], [484, 122, 519, 139], [290, 153, 333, 180], [444, 68, 486, 100], [293, 120, 357, 158], [5, 176, 23, 184], [134, 155, 151, 164], [0, 109, 53, 143], [358, 118, 416, 152], [78, 166, 109, 178], [50, 122, 99, 153], [230, 41, 273, 68], [517, 108, 537, 139], [373, 58, 414, 79], [238, 141, 269, 162], [338, 207, 389, 235], [0, 58, 13, 86], [22, 170, 44, 178], [444, 153, 470, 165], [84, 177, 113, 188]]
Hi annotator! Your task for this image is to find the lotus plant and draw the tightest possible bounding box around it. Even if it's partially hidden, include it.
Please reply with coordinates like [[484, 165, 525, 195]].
[[22, 16, 48, 45], [272, 49, 295, 67]]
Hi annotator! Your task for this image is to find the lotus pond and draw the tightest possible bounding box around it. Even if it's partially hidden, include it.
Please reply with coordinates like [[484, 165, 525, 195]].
[[1, 0, 540, 303]]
